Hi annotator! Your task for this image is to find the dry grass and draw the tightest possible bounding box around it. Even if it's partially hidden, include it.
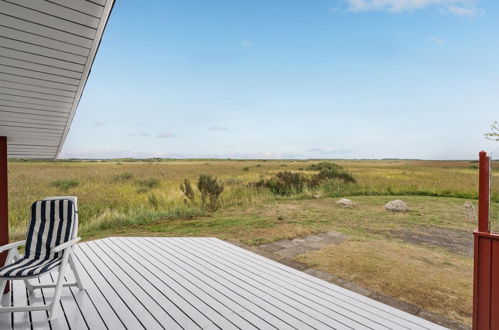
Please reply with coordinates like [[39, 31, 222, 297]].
[[296, 239, 472, 325], [7, 159, 499, 240], [89, 220, 316, 246], [8, 160, 280, 240]]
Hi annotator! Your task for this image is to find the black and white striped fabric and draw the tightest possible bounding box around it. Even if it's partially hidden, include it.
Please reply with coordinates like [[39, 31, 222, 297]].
[[0, 199, 75, 278]]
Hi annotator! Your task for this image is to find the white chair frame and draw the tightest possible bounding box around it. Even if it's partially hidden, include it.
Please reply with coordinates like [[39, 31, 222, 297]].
[[0, 196, 84, 320]]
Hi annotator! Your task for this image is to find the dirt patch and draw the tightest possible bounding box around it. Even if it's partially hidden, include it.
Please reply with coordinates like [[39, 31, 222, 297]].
[[391, 226, 473, 257], [259, 231, 346, 258]]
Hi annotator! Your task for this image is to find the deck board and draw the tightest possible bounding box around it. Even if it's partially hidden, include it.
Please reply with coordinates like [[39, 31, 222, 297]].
[[0, 281, 12, 329], [110, 239, 214, 329], [177, 238, 373, 329], [93, 239, 192, 329], [110, 239, 239, 329], [75, 243, 146, 329], [153, 237, 340, 329], [70, 247, 125, 329], [63, 268, 106, 329], [78, 243, 163, 329], [11, 280, 29, 330], [113, 239, 270, 329], [36, 275, 71, 330], [195, 238, 426, 330], [135, 238, 307, 329], [127, 238, 278, 329], [0, 237, 448, 329]]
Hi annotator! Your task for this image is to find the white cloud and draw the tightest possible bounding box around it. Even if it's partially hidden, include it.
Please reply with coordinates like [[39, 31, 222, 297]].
[[430, 36, 444, 44], [342, 0, 482, 16], [207, 126, 230, 132], [447, 4, 483, 16], [157, 132, 178, 138], [241, 40, 254, 48]]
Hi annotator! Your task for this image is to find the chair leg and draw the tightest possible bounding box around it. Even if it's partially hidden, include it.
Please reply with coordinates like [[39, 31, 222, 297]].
[[68, 254, 84, 291], [0, 248, 17, 301], [0, 279, 7, 304], [23, 279, 34, 294], [48, 250, 71, 320]]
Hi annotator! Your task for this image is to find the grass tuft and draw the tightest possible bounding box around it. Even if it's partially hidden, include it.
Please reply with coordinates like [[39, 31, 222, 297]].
[[50, 178, 79, 193], [112, 172, 134, 182], [136, 178, 160, 189]]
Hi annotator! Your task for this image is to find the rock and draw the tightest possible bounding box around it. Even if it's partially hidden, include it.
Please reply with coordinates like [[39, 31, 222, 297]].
[[463, 201, 477, 222], [336, 198, 355, 207], [384, 200, 409, 212]]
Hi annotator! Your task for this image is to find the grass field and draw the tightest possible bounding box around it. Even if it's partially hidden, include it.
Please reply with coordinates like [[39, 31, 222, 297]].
[[6, 158, 499, 326]]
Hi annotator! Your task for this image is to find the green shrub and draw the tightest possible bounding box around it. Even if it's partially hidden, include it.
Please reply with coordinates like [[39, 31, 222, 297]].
[[243, 167, 250, 171], [255, 171, 305, 196], [306, 161, 343, 171], [306, 161, 355, 187], [136, 178, 160, 189], [112, 173, 134, 182], [50, 179, 79, 193], [254, 164, 356, 196], [197, 174, 224, 211], [309, 168, 356, 187], [180, 179, 196, 204]]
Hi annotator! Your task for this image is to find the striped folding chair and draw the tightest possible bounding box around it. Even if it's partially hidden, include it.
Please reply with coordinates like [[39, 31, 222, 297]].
[[0, 196, 84, 320]]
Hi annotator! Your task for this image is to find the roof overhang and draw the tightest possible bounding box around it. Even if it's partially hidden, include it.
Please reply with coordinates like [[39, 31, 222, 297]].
[[0, 0, 115, 159]]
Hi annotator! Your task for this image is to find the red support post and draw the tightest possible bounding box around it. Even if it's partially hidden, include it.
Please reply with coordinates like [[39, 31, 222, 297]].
[[478, 151, 490, 233], [473, 150, 499, 329], [0, 136, 9, 294]]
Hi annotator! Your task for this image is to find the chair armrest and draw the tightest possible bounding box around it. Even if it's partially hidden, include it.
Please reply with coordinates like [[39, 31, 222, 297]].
[[52, 238, 81, 253], [0, 240, 26, 253]]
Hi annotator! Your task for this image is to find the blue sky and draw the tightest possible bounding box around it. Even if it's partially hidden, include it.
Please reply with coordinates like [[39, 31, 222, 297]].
[[60, 0, 499, 159]]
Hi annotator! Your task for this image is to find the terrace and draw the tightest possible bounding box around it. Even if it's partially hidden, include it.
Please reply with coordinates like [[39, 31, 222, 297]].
[[0, 237, 444, 329]]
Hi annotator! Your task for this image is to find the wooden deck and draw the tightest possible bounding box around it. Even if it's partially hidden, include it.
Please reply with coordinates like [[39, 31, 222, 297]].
[[0, 237, 446, 329]]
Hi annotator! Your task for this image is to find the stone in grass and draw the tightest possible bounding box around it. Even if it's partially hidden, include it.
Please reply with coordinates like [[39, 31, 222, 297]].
[[463, 201, 477, 223], [336, 198, 355, 207], [384, 200, 409, 212]]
